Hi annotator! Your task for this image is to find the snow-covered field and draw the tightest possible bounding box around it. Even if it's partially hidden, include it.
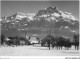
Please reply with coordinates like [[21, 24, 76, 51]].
[[0, 44, 79, 56]]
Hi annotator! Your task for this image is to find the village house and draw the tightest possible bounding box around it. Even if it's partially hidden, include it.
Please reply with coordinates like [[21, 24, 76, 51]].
[[29, 34, 40, 44]]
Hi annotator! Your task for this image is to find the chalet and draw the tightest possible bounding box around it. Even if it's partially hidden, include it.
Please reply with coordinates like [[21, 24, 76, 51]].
[[29, 34, 40, 44]]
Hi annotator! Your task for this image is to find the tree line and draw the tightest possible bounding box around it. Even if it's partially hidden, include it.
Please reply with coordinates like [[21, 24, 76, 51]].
[[41, 34, 79, 50], [0, 34, 31, 47], [0, 33, 79, 50]]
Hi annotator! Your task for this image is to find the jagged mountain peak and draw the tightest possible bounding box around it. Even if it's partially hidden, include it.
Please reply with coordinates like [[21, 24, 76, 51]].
[[36, 6, 60, 16], [35, 6, 78, 22], [46, 6, 59, 13]]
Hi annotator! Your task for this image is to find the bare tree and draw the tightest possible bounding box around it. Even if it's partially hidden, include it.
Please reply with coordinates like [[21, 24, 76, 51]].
[[73, 34, 79, 50]]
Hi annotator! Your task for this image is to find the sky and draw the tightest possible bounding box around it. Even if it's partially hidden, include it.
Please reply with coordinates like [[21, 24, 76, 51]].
[[1, 1, 79, 20]]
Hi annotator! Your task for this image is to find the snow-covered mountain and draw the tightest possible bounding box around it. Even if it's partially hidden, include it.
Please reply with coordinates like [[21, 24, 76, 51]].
[[6, 12, 35, 21], [35, 6, 78, 22], [1, 6, 79, 38]]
